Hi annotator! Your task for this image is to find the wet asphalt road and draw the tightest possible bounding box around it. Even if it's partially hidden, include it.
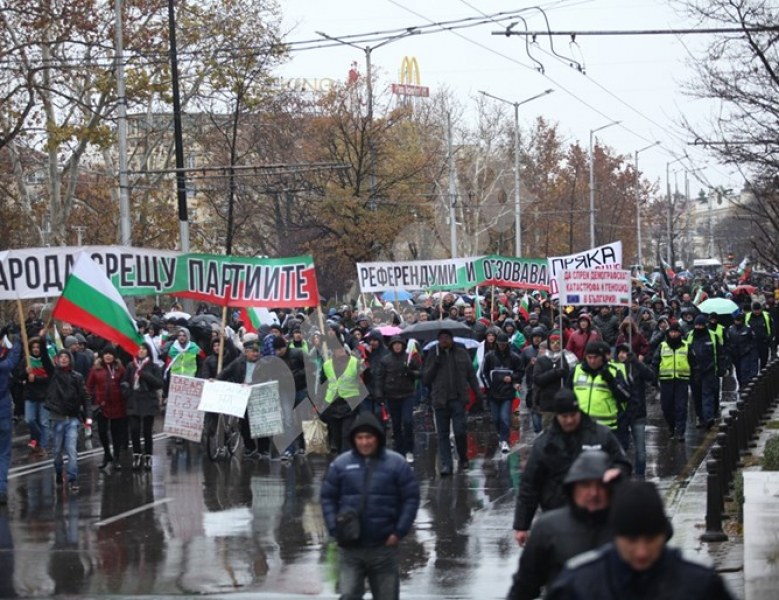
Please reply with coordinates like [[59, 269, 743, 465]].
[[0, 379, 737, 598]]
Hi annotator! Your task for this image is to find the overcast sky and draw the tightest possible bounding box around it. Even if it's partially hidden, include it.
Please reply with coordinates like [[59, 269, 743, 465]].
[[277, 0, 739, 197]]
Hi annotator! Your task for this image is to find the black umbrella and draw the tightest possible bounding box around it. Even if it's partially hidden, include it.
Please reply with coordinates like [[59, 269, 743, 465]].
[[188, 313, 221, 329], [400, 319, 474, 344]]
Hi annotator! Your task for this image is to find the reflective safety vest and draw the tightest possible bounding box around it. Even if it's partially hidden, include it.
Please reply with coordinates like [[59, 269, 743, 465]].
[[746, 312, 772, 337], [572, 362, 621, 430], [168, 343, 200, 376], [709, 323, 725, 347], [322, 356, 361, 404], [687, 329, 719, 375], [659, 340, 691, 380]]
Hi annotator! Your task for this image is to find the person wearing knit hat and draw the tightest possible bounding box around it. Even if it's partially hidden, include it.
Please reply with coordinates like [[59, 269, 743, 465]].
[[508, 449, 618, 600], [652, 316, 696, 441], [512, 387, 630, 547], [547, 481, 735, 600]]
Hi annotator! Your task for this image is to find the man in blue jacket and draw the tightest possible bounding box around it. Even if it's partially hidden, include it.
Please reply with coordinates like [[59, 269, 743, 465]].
[[320, 412, 420, 600]]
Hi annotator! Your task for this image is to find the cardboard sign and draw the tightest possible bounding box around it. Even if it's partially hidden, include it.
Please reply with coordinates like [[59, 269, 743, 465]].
[[197, 380, 250, 418], [247, 381, 284, 438], [163, 375, 205, 442], [547, 241, 623, 296]]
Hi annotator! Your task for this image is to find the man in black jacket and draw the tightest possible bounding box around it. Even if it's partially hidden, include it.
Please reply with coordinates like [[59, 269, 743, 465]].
[[513, 388, 630, 546], [41, 339, 91, 494], [481, 332, 522, 454], [273, 335, 309, 459], [507, 450, 619, 600], [422, 329, 485, 475], [375, 336, 420, 463], [547, 481, 735, 600]]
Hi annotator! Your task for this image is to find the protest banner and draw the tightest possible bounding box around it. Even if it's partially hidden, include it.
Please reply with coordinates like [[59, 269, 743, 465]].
[[0, 245, 320, 307], [247, 381, 284, 438], [547, 241, 623, 296], [163, 375, 206, 442], [356, 255, 550, 292], [558, 269, 632, 307], [197, 380, 251, 418]]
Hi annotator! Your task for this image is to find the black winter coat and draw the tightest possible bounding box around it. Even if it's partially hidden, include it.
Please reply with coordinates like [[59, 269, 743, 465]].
[[620, 356, 655, 421], [513, 414, 630, 531], [507, 504, 612, 600], [532, 352, 571, 413], [422, 345, 483, 409], [481, 347, 522, 400], [41, 345, 91, 419], [320, 415, 420, 547], [726, 323, 757, 360], [546, 544, 735, 600], [279, 347, 307, 392], [122, 361, 164, 417], [376, 350, 420, 400]]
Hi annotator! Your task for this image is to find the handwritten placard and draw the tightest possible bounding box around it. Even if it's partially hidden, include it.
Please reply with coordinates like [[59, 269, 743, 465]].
[[163, 375, 205, 442], [247, 381, 284, 438], [198, 380, 251, 418]]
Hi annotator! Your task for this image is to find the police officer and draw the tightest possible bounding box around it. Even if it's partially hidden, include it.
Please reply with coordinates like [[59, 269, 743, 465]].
[[746, 301, 775, 370], [652, 321, 695, 441], [688, 314, 724, 429]]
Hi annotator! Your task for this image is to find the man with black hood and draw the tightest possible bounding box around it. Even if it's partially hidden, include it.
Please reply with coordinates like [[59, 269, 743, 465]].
[[727, 311, 759, 387], [688, 314, 724, 429], [507, 450, 619, 600], [521, 327, 547, 433], [513, 388, 630, 547], [481, 332, 523, 453], [547, 480, 735, 600], [746, 301, 774, 369], [362, 329, 388, 419], [375, 336, 421, 463], [422, 329, 485, 475], [320, 412, 420, 600]]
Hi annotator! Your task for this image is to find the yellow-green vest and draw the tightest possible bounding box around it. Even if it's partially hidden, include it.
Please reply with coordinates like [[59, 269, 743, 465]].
[[322, 356, 361, 404], [572, 362, 621, 430], [169, 344, 199, 376], [746, 312, 772, 337], [659, 340, 691, 380], [709, 323, 725, 347], [686, 328, 719, 375]]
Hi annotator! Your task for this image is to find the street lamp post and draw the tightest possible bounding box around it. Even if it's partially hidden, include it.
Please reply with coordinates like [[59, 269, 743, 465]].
[[589, 120, 621, 248], [633, 141, 661, 268], [478, 88, 554, 257], [316, 29, 418, 205], [665, 154, 687, 267]]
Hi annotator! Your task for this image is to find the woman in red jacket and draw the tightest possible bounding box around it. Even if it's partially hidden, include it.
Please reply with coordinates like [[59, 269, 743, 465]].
[[565, 314, 602, 361], [615, 316, 651, 361], [86, 345, 127, 470]]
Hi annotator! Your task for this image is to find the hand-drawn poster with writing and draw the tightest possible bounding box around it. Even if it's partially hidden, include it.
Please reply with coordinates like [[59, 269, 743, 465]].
[[247, 381, 284, 438], [164, 375, 205, 442], [198, 380, 250, 418]]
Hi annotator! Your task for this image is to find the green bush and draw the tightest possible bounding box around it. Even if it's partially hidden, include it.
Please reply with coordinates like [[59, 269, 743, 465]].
[[734, 471, 744, 523], [764, 436, 779, 471]]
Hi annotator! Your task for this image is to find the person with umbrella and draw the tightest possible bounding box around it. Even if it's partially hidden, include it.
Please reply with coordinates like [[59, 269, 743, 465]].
[[421, 329, 485, 475]]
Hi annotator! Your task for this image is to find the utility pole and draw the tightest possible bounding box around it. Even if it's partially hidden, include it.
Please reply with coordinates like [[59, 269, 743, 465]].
[[447, 112, 458, 258], [633, 141, 660, 268], [589, 120, 620, 248], [115, 0, 131, 246], [167, 0, 189, 254], [478, 89, 554, 257], [665, 155, 686, 268]]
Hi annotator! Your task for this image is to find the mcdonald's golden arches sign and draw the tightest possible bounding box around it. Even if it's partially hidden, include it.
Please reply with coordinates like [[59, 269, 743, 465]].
[[392, 56, 430, 98]]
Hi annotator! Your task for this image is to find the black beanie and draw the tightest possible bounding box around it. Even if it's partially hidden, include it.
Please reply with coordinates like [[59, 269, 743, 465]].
[[553, 388, 580, 414], [610, 481, 673, 539]]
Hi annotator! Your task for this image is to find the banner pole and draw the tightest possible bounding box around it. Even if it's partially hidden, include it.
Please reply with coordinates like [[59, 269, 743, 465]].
[[16, 299, 31, 368], [316, 306, 329, 357], [217, 303, 228, 373]]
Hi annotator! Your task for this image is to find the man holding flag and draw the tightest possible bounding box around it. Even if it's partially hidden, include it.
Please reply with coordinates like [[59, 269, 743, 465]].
[[43, 253, 147, 492]]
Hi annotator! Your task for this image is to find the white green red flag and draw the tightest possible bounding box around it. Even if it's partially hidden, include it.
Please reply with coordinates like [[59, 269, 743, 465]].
[[52, 253, 144, 355], [239, 307, 280, 333]]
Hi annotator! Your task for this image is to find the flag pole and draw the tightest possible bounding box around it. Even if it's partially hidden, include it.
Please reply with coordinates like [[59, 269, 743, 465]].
[[217, 303, 228, 373], [316, 305, 329, 357], [16, 299, 31, 368]]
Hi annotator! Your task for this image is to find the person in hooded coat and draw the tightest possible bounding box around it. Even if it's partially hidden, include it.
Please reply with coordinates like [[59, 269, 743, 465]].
[[86, 345, 127, 470], [375, 336, 420, 462], [481, 332, 523, 453], [615, 317, 650, 361], [532, 331, 574, 431], [320, 412, 420, 600], [566, 314, 602, 361]]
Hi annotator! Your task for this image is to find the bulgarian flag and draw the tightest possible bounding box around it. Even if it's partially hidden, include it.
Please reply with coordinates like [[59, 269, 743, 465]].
[[239, 306, 279, 333], [737, 256, 751, 282], [52, 253, 144, 355], [518, 293, 530, 321]]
